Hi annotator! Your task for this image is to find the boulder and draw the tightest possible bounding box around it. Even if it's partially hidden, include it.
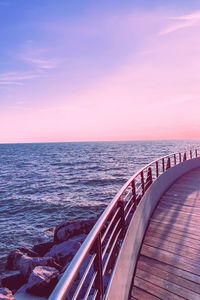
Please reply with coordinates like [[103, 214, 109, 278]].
[[0, 288, 14, 300], [32, 242, 55, 257], [6, 250, 24, 271], [54, 219, 96, 243], [26, 266, 59, 297], [44, 240, 81, 266], [6, 249, 61, 280], [6, 249, 37, 271], [19, 255, 61, 278], [1, 272, 26, 293], [70, 234, 87, 244], [16, 248, 38, 258]]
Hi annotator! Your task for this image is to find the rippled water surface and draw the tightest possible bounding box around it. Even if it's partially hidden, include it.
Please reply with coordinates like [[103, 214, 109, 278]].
[[0, 140, 199, 272]]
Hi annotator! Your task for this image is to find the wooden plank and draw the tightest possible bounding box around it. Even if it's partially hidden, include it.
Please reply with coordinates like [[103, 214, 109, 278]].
[[151, 214, 200, 228], [161, 195, 200, 204], [160, 199, 200, 209], [156, 206, 200, 217], [136, 269, 200, 300], [137, 259, 200, 294], [140, 255, 200, 284], [131, 286, 161, 300], [145, 229, 200, 250], [164, 191, 200, 198], [162, 191, 200, 198], [141, 244, 200, 275], [150, 219, 200, 237], [133, 277, 185, 300], [160, 196, 200, 207], [165, 186, 200, 192], [155, 205, 200, 217], [148, 222, 200, 240], [157, 202, 200, 214], [152, 209, 200, 222], [144, 236, 200, 261]]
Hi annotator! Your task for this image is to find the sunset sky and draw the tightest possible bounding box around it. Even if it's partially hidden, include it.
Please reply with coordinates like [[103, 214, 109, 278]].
[[1, 0, 200, 143]]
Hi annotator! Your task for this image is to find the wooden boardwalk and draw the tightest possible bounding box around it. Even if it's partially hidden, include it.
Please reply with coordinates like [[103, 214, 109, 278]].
[[130, 168, 200, 300]]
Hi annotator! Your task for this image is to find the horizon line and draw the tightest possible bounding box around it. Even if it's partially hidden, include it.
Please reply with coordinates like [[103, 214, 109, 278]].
[[0, 138, 200, 145]]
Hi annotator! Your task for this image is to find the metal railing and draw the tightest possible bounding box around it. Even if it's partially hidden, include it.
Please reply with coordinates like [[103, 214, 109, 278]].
[[49, 148, 199, 300]]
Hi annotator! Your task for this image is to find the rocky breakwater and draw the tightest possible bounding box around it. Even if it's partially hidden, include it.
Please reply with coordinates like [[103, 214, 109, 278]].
[[0, 218, 97, 299]]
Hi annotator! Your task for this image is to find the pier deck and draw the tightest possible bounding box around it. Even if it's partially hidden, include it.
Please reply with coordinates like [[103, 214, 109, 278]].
[[130, 168, 200, 300]]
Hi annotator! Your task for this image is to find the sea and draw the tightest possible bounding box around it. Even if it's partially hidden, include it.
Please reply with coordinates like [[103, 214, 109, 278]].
[[0, 140, 199, 274]]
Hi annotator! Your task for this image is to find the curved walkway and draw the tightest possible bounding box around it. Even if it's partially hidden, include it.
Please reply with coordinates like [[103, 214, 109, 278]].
[[130, 168, 200, 300]]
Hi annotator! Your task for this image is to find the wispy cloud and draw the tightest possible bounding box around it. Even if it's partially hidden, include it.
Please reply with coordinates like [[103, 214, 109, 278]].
[[160, 11, 200, 35], [24, 57, 58, 70], [19, 41, 61, 70], [0, 71, 38, 85]]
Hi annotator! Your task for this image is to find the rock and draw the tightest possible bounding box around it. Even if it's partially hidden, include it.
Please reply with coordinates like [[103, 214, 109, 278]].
[[32, 242, 55, 257], [1, 272, 26, 293], [14, 284, 46, 300], [6, 249, 61, 279], [26, 266, 59, 297], [6, 249, 37, 271], [0, 287, 14, 300], [44, 227, 55, 238], [16, 248, 38, 258], [70, 234, 87, 244], [6, 250, 24, 271], [19, 255, 61, 278], [44, 240, 81, 266], [54, 219, 96, 243]]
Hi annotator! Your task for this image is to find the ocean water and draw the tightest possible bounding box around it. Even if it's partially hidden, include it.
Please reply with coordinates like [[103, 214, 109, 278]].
[[0, 140, 199, 274]]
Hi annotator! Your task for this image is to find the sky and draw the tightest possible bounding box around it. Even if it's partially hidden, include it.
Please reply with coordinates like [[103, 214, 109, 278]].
[[1, 0, 200, 143]]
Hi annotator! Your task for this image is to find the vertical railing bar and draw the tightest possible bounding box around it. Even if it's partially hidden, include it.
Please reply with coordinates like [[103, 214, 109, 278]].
[[196, 149, 198, 158], [131, 180, 137, 210], [94, 233, 103, 300], [190, 150, 192, 159], [166, 157, 170, 170], [117, 196, 126, 235], [145, 167, 152, 191], [156, 161, 159, 177], [162, 158, 165, 173], [141, 171, 145, 195], [179, 152, 181, 163], [174, 154, 176, 166]]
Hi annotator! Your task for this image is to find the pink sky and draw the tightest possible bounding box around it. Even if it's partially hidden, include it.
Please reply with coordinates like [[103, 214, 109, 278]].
[[1, 4, 200, 143]]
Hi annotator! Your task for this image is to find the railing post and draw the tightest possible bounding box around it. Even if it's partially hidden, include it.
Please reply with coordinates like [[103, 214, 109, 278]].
[[196, 149, 198, 157], [183, 152, 187, 161], [94, 233, 103, 300], [117, 197, 126, 234], [131, 180, 137, 210], [141, 171, 145, 195], [179, 152, 181, 163], [156, 161, 159, 177], [166, 157, 171, 170], [162, 158, 165, 173], [174, 154, 176, 166], [190, 150, 192, 159], [145, 167, 152, 191]]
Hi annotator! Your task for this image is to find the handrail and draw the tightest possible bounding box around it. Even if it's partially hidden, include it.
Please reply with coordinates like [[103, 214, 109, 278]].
[[49, 148, 199, 300]]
